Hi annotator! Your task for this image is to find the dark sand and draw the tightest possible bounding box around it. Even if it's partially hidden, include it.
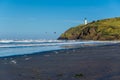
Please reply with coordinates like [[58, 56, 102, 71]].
[[0, 44, 120, 80]]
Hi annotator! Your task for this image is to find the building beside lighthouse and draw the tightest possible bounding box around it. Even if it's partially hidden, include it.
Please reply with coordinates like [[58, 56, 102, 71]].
[[84, 18, 87, 25]]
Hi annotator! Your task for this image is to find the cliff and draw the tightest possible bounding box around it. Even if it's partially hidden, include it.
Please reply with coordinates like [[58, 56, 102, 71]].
[[58, 17, 120, 40]]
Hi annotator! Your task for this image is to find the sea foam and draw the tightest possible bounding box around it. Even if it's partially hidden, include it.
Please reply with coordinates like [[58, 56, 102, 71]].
[[0, 39, 119, 57]]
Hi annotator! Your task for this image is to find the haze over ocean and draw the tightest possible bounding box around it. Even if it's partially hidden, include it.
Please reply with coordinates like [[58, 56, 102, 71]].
[[0, 0, 120, 39]]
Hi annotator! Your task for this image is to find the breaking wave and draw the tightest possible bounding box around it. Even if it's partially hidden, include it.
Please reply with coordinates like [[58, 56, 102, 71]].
[[0, 39, 119, 57]]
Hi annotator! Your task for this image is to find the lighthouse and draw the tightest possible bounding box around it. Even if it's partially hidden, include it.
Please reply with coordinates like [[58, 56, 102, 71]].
[[84, 18, 87, 25]]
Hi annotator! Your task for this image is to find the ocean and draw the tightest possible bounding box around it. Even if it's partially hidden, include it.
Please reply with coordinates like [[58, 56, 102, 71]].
[[0, 39, 119, 57]]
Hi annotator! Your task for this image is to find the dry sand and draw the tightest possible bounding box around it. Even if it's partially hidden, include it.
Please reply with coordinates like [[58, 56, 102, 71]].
[[0, 44, 120, 80]]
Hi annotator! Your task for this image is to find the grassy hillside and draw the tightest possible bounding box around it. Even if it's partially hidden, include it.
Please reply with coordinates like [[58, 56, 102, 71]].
[[58, 17, 120, 40]]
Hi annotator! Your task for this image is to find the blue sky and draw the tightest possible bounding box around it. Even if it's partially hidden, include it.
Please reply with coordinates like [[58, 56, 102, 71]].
[[0, 0, 120, 39]]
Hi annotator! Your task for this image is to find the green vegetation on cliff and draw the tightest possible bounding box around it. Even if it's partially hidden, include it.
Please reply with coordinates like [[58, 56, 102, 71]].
[[58, 17, 120, 40]]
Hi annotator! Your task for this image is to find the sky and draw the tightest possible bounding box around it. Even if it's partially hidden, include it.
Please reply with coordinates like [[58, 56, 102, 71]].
[[0, 0, 120, 39]]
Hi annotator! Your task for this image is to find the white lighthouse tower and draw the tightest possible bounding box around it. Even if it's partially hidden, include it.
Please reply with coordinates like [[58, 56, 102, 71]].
[[84, 18, 87, 25]]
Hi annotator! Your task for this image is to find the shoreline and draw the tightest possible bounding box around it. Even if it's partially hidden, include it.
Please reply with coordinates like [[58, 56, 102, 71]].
[[0, 43, 120, 80], [0, 42, 118, 59]]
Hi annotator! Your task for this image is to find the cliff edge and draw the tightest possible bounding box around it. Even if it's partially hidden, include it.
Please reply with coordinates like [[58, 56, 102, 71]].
[[58, 17, 120, 40]]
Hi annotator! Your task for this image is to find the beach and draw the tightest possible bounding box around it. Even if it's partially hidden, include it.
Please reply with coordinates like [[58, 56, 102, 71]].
[[0, 43, 120, 80]]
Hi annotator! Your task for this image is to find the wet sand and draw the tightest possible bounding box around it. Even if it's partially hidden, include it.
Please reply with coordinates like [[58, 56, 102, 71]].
[[0, 44, 120, 80]]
